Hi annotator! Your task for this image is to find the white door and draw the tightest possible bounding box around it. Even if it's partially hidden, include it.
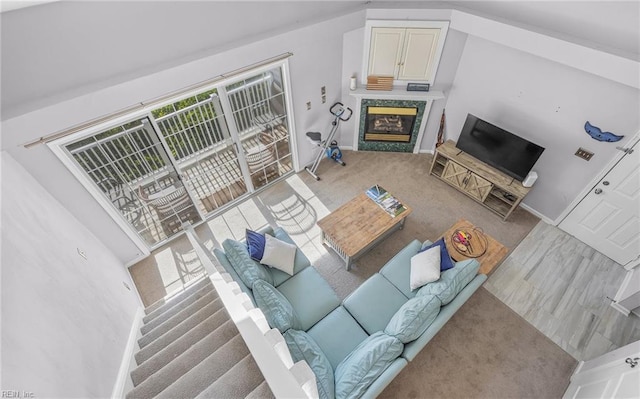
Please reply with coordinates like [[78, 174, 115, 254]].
[[398, 28, 439, 81], [563, 341, 640, 398], [368, 27, 405, 77], [559, 140, 640, 266]]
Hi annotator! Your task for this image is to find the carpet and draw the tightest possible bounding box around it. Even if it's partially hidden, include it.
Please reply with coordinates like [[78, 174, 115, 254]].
[[379, 287, 577, 399]]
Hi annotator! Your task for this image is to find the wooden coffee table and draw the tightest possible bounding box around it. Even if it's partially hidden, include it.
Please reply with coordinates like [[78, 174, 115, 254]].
[[317, 193, 412, 270], [441, 218, 508, 275]]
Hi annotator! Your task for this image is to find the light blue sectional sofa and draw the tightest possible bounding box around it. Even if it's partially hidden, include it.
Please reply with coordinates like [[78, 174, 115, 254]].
[[213, 226, 487, 399]]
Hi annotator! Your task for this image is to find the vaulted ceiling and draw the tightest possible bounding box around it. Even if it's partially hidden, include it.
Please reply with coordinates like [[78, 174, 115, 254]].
[[1, 1, 638, 120]]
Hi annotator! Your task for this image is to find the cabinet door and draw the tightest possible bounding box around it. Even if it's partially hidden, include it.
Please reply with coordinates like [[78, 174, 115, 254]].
[[398, 28, 440, 81], [465, 173, 493, 201], [442, 161, 468, 189], [368, 27, 405, 77]]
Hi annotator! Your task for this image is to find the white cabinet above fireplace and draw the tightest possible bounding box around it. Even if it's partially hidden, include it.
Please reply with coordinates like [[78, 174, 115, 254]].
[[363, 20, 449, 85]]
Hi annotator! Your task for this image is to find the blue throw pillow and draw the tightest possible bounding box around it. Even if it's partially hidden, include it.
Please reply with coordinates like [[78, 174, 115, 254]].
[[334, 332, 404, 399], [419, 238, 454, 272], [246, 229, 266, 261], [252, 280, 301, 333], [284, 329, 335, 399]]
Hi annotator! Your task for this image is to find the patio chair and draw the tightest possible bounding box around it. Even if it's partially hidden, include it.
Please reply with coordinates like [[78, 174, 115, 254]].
[[97, 177, 142, 225], [246, 129, 280, 188], [139, 184, 199, 236]]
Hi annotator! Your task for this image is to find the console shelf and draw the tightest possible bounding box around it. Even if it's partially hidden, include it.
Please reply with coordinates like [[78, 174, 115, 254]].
[[430, 140, 531, 220]]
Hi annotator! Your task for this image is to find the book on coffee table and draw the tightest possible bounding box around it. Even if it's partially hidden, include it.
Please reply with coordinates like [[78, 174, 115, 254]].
[[365, 185, 407, 217]]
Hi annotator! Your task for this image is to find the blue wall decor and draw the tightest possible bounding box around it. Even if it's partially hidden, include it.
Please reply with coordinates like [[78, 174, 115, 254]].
[[584, 121, 624, 142]]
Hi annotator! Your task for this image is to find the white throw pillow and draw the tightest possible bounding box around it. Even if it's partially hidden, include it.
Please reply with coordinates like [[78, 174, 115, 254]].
[[261, 234, 297, 275], [410, 246, 441, 290]]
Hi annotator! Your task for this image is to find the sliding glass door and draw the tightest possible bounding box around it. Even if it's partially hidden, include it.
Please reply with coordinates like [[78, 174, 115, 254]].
[[224, 66, 293, 190], [54, 60, 295, 249]]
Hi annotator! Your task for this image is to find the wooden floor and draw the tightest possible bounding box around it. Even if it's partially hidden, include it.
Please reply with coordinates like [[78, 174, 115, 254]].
[[485, 221, 640, 361]]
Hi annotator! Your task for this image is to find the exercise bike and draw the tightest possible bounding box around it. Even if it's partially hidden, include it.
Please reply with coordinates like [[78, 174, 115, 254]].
[[305, 102, 353, 181]]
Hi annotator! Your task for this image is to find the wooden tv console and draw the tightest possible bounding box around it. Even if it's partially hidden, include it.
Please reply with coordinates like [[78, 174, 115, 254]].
[[429, 140, 531, 221]]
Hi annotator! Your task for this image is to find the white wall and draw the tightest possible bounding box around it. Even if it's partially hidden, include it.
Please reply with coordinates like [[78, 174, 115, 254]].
[[0, 152, 141, 398], [1, 9, 366, 263], [444, 35, 640, 220]]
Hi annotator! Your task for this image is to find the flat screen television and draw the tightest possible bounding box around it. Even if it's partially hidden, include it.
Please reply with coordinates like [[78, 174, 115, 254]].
[[456, 114, 545, 181]]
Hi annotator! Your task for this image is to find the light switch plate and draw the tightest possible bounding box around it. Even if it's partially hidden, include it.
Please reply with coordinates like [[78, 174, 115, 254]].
[[575, 148, 594, 161]]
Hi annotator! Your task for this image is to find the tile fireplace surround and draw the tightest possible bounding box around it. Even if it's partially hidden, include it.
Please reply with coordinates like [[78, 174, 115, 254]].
[[358, 98, 426, 152], [349, 88, 444, 153]]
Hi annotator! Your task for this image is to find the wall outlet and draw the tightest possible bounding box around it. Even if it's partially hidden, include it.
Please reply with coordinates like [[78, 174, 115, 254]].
[[321, 86, 326, 95], [77, 248, 87, 260], [321, 95, 326, 104], [306, 101, 311, 110], [575, 148, 594, 161]]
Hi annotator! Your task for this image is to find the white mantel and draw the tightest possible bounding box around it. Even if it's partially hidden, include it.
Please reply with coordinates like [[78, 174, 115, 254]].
[[348, 87, 445, 152], [349, 87, 445, 101]]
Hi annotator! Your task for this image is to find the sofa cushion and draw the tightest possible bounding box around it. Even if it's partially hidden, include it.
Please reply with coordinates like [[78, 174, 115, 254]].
[[343, 274, 408, 335], [410, 246, 441, 290], [222, 239, 274, 287], [379, 240, 423, 298], [213, 248, 255, 305], [384, 294, 442, 343], [416, 259, 480, 305], [334, 332, 404, 399], [246, 229, 266, 261], [308, 306, 369, 370], [277, 267, 340, 331], [419, 237, 455, 272], [271, 227, 311, 287], [284, 329, 335, 399], [261, 234, 297, 275], [252, 280, 301, 333]]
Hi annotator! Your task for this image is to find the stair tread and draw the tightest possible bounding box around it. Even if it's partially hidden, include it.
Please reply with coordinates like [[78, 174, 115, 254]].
[[154, 334, 250, 399], [135, 298, 223, 364], [195, 354, 265, 399], [126, 320, 239, 398], [131, 307, 231, 386], [246, 381, 275, 399], [144, 277, 210, 316], [138, 290, 217, 348], [141, 283, 214, 334]]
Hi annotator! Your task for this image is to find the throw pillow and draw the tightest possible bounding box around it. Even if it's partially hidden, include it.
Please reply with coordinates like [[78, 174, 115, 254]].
[[334, 331, 404, 399], [252, 280, 301, 332], [284, 329, 335, 399], [416, 259, 480, 305], [261, 234, 297, 275], [246, 229, 266, 261], [419, 238, 455, 272], [410, 246, 441, 291], [384, 294, 442, 343], [222, 239, 274, 287]]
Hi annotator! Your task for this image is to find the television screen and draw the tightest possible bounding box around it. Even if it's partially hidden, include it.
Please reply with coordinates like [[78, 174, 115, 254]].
[[456, 114, 545, 181]]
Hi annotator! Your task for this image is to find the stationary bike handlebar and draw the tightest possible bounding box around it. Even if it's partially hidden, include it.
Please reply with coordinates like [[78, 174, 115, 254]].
[[330, 102, 353, 122]]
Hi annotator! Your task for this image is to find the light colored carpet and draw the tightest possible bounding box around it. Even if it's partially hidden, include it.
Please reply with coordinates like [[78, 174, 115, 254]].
[[379, 287, 576, 399], [129, 150, 577, 398]]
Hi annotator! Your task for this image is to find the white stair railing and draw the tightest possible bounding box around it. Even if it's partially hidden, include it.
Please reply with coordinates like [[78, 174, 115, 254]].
[[183, 225, 318, 399]]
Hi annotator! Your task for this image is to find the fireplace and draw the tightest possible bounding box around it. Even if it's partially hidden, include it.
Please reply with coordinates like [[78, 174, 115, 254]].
[[364, 106, 418, 143], [357, 99, 427, 153]]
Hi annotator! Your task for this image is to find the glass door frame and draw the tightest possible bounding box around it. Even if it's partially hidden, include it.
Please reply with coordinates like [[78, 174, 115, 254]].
[[48, 58, 298, 253]]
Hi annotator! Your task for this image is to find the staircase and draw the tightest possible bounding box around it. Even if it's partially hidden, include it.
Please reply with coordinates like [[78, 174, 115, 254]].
[[125, 277, 274, 399]]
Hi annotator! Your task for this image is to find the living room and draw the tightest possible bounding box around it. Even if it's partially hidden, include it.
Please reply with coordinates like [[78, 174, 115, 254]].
[[2, 1, 639, 398]]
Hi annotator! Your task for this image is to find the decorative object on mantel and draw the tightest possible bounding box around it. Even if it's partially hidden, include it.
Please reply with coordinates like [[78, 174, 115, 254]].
[[406, 83, 430, 92], [349, 75, 357, 91], [436, 108, 446, 147], [366, 75, 393, 91], [584, 121, 624, 142]]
